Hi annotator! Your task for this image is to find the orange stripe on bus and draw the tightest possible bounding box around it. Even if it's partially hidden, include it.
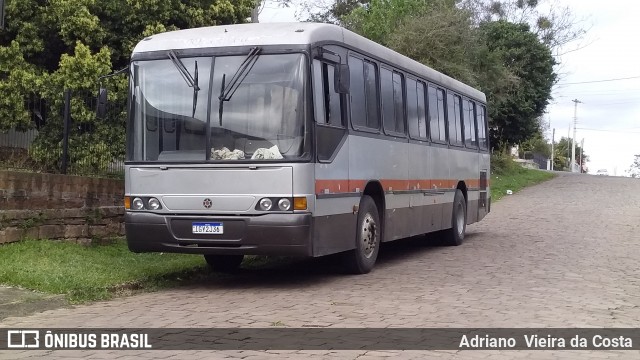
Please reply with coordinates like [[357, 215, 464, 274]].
[[315, 179, 349, 194], [316, 179, 488, 195]]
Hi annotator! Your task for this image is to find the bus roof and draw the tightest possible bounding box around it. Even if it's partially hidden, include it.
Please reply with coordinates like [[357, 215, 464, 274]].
[[133, 22, 485, 102]]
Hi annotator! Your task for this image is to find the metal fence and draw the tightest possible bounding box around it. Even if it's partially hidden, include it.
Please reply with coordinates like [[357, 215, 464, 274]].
[[530, 152, 549, 170], [0, 90, 126, 178]]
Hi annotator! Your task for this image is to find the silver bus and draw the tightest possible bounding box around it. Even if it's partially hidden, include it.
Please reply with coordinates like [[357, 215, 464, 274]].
[[124, 23, 490, 274]]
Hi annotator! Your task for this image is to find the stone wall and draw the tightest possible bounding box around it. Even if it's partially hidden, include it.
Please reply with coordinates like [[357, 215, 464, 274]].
[[0, 171, 125, 244]]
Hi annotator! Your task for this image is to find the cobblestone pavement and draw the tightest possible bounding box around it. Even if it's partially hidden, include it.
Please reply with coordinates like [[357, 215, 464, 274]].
[[2, 173, 639, 359]]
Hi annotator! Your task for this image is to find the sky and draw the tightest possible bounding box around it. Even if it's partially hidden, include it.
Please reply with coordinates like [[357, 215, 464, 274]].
[[259, 0, 640, 176]]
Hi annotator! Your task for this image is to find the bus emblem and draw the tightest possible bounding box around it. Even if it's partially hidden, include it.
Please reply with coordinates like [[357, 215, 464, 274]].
[[203, 198, 212, 208]]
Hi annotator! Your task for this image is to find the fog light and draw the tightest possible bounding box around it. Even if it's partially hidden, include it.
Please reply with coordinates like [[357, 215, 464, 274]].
[[132, 197, 145, 210], [259, 198, 273, 211], [148, 197, 161, 210], [278, 198, 291, 211]]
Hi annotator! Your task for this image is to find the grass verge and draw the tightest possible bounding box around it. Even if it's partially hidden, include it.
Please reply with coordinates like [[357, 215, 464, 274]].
[[0, 238, 210, 303], [491, 154, 556, 201]]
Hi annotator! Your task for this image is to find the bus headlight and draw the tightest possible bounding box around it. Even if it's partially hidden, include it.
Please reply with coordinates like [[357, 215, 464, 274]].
[[259, 198, 273, 211], [132, 197, 145, 210], [147, 197, 162, 210], [277, 198, 291, 211]]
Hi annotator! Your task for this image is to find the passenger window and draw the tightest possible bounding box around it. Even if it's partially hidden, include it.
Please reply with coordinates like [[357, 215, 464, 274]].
[[478, 105, 488, 150], [392, 71, 405, 134], [313, 60, 343, 127], [428, 85, 446, 142], [381, 68, 395, 133], [364, 60, 380, 129], [407, 79, 427, 139], [437, 88, 446, 141], [463, 99, 478, 148], [324, 64, 343, 127], [406, 78, 419, 138], [349, 56, 367, 128], [312, 60, 326, 124], [447, 93, 463, 146], [417, 81, 427, 139]]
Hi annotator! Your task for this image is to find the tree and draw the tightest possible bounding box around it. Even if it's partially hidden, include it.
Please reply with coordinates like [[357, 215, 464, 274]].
[[385, 0, 494, 87], [553, 137, 588, 172], [305, 0, 369, 24], [520, 130, 550, 158], [334, 0, 556, 149], [463, 0, 587, 55], [0, 0, 255, 172], [628, 155, 640, 178], [341, 0, 430, 45], [481, 20, 556, 148]]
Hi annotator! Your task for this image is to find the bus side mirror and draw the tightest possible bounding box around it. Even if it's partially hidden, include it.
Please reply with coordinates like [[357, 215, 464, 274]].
[[96, 87, 108, 119], [335, 64, 350, 94]]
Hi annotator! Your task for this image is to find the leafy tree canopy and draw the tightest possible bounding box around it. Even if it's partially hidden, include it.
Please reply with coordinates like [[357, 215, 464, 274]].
[[322, 0, 557, 148], [553, 137, 588, 172], [0, 0, 255, 172]]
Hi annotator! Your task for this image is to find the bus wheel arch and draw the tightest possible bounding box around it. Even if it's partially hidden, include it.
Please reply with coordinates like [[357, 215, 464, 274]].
[[456, 181, 468, 204], [342, 181, 385, 274], [442, 183, 468, 246], [363, 180, 385, 237]]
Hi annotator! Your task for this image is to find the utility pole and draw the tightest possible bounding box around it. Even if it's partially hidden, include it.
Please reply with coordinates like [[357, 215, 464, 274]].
[[580, 138, 584, 173], [567, 125, 571, 170], [571, 99, 582, 172], [551, 128, 555, 171]]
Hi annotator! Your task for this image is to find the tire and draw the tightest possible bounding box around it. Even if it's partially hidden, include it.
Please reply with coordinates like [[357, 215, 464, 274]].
[[343, 195, 381, 274], [442, 189, 467, 246], [204, 254, 244, 272]]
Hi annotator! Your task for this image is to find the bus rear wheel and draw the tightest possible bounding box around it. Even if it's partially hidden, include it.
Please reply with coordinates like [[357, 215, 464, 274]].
[[204, 254, 244, 272], [343, 195, 381, 274], [442, 189, 466, 246]]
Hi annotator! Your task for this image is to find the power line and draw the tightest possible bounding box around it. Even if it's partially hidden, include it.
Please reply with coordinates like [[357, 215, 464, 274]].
[[556, 89, 640, 96], [593, 100, 640, 106], [577, 127, 640, 134], [556, 75, 640, 86]]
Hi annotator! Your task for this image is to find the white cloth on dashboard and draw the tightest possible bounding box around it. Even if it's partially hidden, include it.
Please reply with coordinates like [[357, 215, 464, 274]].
[[212, 147, 245, 160], [251, 145, 283, 160]]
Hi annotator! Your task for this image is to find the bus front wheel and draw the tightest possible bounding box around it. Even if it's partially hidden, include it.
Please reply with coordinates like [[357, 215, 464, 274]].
[[443, 189, 467, 246], [343, 195, 381, 274], [204, 254, 244, 272]]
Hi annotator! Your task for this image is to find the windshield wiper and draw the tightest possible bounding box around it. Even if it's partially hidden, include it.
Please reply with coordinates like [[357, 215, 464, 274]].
[[168, 50, 200, 117], [218, 47, 261, 125]]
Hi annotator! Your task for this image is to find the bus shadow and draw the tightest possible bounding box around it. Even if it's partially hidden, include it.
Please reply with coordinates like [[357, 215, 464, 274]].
[[183, 232, 481, 291]]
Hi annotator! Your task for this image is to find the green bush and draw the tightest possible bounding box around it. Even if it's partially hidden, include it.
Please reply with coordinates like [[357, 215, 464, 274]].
[[491, 151, 518, 175]]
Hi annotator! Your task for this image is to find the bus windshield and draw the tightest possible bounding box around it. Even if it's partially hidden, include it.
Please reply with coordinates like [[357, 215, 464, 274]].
[[129, 53, 308, 162]]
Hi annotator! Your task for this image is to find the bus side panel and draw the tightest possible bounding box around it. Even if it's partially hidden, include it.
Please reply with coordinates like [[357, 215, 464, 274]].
[[408, 141, 431, 236], [313, 137, 359, 257], [467, 149, 481, 224], [477, 152, 491, 221], [447, 147, 477, 225], [429, 145, 451, 232], [348, 135, 410, 243]]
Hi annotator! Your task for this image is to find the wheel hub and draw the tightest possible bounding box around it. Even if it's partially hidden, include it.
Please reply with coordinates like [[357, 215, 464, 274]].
[[360, 213, 377, 258]]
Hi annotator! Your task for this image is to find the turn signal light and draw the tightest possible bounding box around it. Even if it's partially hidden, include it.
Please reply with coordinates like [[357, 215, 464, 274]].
[[124, 196, 131, 209], [293, 196, 307, 210]]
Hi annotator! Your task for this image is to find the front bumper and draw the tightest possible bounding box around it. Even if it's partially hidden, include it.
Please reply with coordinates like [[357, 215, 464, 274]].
[[125, 212, 312, 256]]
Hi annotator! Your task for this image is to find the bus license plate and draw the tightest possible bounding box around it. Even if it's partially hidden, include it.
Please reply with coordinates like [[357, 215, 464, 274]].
[[192, 222, 224, 234]]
